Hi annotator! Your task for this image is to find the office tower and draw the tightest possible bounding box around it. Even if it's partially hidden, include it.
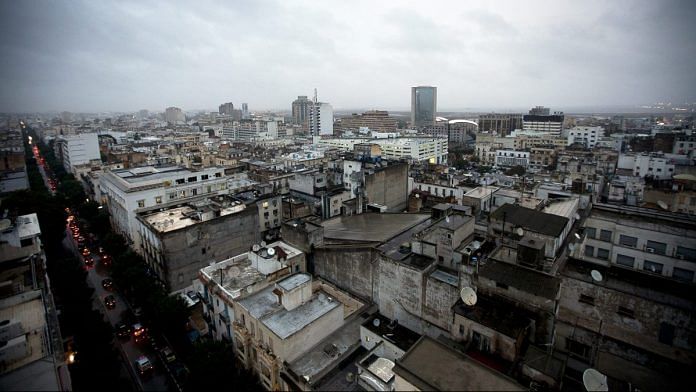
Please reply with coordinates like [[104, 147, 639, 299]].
[[292, 95, 312, 126], [218, 102, 235, 115], [165, 107, 185, 123], [411, 86, 437, 128], [478, 113, 523, 136], [242, 103, 249, 119], [309, 102, 334, 136], [339, 110, 398, 132], [523, 106, 564, 135]]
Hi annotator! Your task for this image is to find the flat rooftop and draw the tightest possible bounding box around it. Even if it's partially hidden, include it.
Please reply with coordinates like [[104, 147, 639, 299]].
[[139, 202, 246, 233], [262, 291, 340, 339], [464, 186, 500, 199], [322, 213, 430, 243], [453, 294, 535, 338], [277, 273, 311, 292], [0, 291, 48, 375], [362, 313, 421, 353], [200, 255, 268, 300], [237, 286, 282, 319], [394, 336, 524, 391], [479, 258, 561, 300]]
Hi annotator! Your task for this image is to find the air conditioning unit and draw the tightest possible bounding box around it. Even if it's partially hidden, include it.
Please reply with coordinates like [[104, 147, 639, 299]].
[[646, 247, 655, 253]]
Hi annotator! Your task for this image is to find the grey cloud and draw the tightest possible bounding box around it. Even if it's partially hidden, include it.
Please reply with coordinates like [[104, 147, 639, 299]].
[[0, 0, 694, 113]]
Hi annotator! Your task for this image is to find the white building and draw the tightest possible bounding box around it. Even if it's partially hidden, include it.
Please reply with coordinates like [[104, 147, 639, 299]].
[[567, 126, 603, 149], [522, 113, 564, 136], [495, 150, 530, 168], [575, 204, 696, 283], [617, 153, 675, 180], [309, 102, 334, 136], [195, 242, 306, 341], [100, 165, 229, 248], [57, 133, 100, 172], [319, 137, 448, 164]]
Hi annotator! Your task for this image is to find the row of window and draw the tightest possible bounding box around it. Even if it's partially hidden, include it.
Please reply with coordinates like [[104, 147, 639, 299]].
[[585, 245, 695, 282], [173, 172, 222, 185], [585, 227, 696, 261]]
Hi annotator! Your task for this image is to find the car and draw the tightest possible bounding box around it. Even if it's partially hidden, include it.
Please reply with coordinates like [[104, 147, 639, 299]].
[[102, 278, 114, 291], [100, 254, 112, 267], [132, 323, 148, 344], [81, 248, 91, 257], [160, 347, 177, 364], [135, 356, 153, 376], [104, 295, 116, 309], [115, 323, 131, 339]]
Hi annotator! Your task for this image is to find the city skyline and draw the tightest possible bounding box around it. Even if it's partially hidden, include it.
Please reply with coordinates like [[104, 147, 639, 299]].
[[1, 0, 695, 113]]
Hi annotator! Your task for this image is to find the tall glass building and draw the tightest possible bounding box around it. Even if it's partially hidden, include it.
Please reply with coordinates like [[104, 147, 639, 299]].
[[411, 86, 437, 128]]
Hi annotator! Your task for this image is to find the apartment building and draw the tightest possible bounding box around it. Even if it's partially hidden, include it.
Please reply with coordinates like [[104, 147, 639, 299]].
[[567, 126, 603, 149], [338, 110, 398, 132], [56, 133, 100, 172], [495, 150, 530, 168]]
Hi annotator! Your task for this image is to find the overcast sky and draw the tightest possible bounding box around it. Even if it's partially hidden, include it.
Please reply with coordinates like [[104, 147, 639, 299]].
[[1, 0, 694, 113]]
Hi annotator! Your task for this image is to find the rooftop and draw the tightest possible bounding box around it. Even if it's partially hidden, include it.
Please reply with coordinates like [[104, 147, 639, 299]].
[[262, 291, 340, 339], [464, 186, 500, 199], [491, 203, 569, 237], [322, 213, 430, 244], [139, 198, 248, 233], [362, 313, 421, 353], [394, 336, 524, 391], [277, 273, 311, 292]]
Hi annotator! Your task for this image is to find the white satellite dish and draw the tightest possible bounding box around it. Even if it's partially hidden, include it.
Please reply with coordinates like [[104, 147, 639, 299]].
[[260, 241, 267, 247], [460, 286, 477, 306], [574, 213, 581, 220], [267, 247, 276, 256], [246, 286, 253, 294], [373, 318, 381, 327], [582, 368, 608, 392], [590, 270, 603, 282], [575, 232, 582, 240], [516, 227, 524, 237], [657, 200, 668, 210], [252, 244, 260, 252]]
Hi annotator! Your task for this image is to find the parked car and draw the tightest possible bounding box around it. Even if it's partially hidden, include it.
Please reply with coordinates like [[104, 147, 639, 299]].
[[160, 346, 176, 364], [135, 356, 153, 376], [133, 323, 148, 344]]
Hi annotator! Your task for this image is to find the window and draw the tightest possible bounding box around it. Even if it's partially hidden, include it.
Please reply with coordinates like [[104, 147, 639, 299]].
[[646, 240, 667, 255], [168, 192, 177, 200], [176, 178, 185, 184], [643, 260, 663, 274], [618, 235, 637, 248], [673, 267, 694, 282], [616, 254, 635, 267], [579, 294, 595, 306], [659, 322, 675, 345], [585, 227, 596, 239], [599, 229, 612, 242], [215, 172, 222, 177], [137, 199, 145, 208], [192, 189, 198, 196], [566, 339, 591, 360], [676, 246, 696, 262], [584, 245, 595, 257], [20, 238, 33, 247], [201, 174, 209, 180], [596, 248, 610, 260], [155, 196, 162, 204], [201, 248, 206, 255], [617, 306, 634, 318], [188, 176, 197, 182]]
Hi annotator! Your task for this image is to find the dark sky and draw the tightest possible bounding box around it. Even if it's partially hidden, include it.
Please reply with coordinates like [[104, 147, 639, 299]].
[[1, 0, 695, 113]]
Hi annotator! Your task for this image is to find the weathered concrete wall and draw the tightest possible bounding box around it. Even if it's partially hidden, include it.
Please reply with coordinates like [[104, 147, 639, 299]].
[[365, 163, 408, 212], [453, 313, 518, 362], [378, 256, 426, 334], [162, 207, 259, 291], [314, 246, 380, 302], [422, 275, 459, 331]]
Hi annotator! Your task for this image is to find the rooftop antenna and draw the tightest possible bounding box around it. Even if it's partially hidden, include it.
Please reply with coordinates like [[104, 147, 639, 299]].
[[460, 286, 477, 306], [582, 368, 609, 391]]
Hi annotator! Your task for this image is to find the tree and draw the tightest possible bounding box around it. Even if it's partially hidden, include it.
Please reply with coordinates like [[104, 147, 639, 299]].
[[184, 340, 260, 391]]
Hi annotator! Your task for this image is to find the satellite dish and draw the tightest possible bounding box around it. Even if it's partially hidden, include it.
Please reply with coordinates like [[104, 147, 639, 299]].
[[0, 219, 11, 231], [582, 368, 608, 392], [574, 213, 581, 220], [574, 232, 582, 240], [460, 287, 477, 306], [246, 286, 253, 293], [252, 244, 260, 252], [516, 227, 524, 237], [373, 318, 381, 327], [267, 247, 276, 256], [657, 200, 668, 210], [260, 241, 267, 247], [591, 270, 603, 282], [569, 243, 576, 252]]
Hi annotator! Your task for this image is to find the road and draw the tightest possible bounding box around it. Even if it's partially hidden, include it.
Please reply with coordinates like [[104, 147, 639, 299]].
[[62, 229, 170, 391], [31, 134, 170, 391]]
